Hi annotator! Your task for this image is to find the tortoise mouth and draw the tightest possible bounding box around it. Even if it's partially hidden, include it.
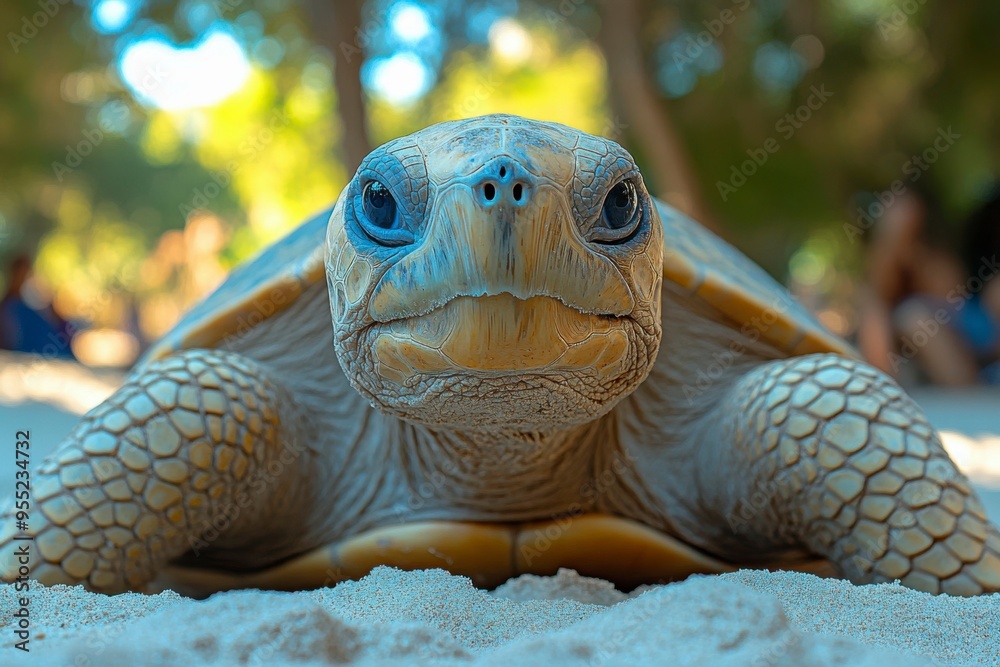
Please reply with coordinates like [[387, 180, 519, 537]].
[[368, 294, 631, 384]]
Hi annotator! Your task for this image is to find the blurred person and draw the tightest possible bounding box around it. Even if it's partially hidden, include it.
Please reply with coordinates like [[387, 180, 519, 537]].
[[857, 187, 1000, 385], [959, 186, 1000, 382], [0, 254, 76, 358]]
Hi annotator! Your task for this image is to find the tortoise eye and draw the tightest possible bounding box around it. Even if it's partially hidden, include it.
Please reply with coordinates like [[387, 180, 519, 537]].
[[357, 180, 412, 247], [603, 180, 638, 229], [362, 181, 398, 230], [591, 179, 641, 244]]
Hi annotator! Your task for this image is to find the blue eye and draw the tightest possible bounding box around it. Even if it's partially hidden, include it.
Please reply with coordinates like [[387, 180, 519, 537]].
[[363, 181, 397, 229], [602, 180, 638, 230], [590, 179, 642, 245]]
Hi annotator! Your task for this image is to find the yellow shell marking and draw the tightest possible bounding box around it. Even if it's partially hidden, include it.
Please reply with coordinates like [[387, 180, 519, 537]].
[[153, 514, 734, 592]]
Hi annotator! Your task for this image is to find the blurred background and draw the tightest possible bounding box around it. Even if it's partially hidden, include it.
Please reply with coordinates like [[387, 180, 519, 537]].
[[2, 0, 1000, 375], [2, 0, 1000, 366], [0, 0, 998, 521]]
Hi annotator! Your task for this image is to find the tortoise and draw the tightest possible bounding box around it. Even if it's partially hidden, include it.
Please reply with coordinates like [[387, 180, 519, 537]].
[[2, 114, 998, 597]]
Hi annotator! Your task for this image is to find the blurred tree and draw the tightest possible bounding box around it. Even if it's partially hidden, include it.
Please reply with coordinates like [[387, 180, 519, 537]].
[[304, 0, 372, 173], [0, 0, 243, 335], [596, 0, 718, 231]]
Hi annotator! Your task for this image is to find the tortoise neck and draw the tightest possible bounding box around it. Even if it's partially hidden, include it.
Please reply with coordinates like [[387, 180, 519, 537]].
[[398, 420, 609, 520]]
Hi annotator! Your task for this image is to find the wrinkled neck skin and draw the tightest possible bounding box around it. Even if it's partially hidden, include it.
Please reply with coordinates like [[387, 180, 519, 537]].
[[378, 411, 619, 524]]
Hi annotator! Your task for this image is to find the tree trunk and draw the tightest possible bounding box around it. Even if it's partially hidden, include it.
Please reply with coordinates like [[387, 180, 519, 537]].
[[305, 0, 372, 174], [597, 0, 720, 233]]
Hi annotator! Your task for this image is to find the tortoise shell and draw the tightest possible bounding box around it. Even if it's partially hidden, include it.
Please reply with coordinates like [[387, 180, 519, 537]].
[[140, 207, 333, 366]]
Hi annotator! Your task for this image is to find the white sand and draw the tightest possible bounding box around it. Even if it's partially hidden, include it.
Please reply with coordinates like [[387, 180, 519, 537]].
[[1, 567, 997, 666]]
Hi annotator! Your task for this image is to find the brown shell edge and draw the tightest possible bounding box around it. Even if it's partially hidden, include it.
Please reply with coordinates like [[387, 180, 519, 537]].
[[657, 199, 858, 360], [140, 209, 332, 366]]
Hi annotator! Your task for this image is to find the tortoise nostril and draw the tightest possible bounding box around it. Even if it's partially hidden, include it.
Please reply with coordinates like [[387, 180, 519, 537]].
[[499, 165, 507, 178], [512, 183, 523, 201], [484, 183, 496, 201]]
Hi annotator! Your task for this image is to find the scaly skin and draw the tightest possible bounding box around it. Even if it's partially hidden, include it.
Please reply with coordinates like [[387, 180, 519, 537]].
[[0, 350, 296, 592], [326, 117, 662, 431], [709, 354, 1000, 595]]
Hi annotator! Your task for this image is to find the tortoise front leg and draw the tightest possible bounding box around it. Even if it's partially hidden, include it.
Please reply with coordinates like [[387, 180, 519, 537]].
[[700, 354, 1000, 595], [0, 349, 305, 593]]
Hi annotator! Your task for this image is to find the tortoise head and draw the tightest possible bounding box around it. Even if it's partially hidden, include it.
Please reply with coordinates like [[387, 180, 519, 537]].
[[326, 114, 663, 431]]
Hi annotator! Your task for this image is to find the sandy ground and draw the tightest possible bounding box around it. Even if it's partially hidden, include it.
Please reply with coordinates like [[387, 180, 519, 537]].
[[1, 567, 998, 666], [0, 352, 998, 665], [0, 568, 1000, 667]]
